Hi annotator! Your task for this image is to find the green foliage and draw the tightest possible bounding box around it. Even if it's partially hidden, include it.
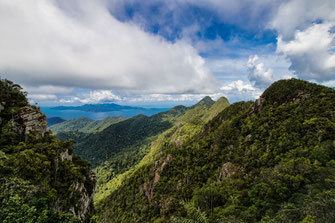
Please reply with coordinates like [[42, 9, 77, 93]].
[[170, 201, 209, 223], [0, 79, 96, 222], [55, 131, 89, 142], [74, 106, 189, 168], [0, 131, 95, 222], [0, 79, 28, 114], [50, 117, 94, 133], [0, 177, 81, 223], [0, 79, 28, 147], [95, 79, 335, 223], [92, 96, 230, 205]]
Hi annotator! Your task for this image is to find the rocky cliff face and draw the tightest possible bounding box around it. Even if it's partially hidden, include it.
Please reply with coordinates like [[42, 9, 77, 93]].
[[0, 104, 47, 136], [19, 106, 96, 222], [68, 171, 97, 220], [56, 148, 97, 221], [19, 106, 48, 136]]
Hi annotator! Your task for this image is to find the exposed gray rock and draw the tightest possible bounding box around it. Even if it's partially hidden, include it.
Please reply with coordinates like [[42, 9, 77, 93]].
[[217, 162, 243, 181], [19, 106, 47, 136], [250, 97, 265, 114], [55, 170, 96, 222], [59, 149, 73, 162], [143, 154, 172, 203], [69, 171, 97, 221]]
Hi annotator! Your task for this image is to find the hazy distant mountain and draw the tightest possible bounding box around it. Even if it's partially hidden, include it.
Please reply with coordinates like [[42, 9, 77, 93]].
[[51, 103, 145, 112]]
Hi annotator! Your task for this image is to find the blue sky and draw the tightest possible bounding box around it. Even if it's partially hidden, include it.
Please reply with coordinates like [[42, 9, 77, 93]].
[[0, 0, 334, 106]]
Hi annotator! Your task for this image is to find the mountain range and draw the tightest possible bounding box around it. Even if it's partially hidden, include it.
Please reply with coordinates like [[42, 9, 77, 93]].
[[1, 78, 335, 223], [94, 79, 335, 222]]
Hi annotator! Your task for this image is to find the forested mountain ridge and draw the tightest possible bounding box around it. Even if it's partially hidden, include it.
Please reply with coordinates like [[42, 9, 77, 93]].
[[95, 79, 335, 223], [93, 95, 230, 203], [50, 117, 93, 133], [74, 108, 185, 168], [73, 96, 225, 168], [2, 78, 334, 223], [0, 79, 96, 222], [50, 116, 127, 133]]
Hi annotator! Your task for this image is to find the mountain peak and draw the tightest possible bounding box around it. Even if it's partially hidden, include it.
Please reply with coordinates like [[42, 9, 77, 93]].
[[195, 96, 215, 108], [251, 78, 335, 113], [215, 96, 229, 105], [262, 79, 334, 103]]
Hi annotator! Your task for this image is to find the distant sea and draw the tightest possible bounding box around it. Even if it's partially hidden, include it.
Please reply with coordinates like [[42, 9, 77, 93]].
[[41, 107, 170, 120]]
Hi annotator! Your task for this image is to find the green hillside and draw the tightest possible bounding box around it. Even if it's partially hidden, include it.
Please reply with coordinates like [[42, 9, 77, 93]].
[[4, 77, 333, 223], [93, 95, 230, 206], [50, 116, 127, 133], [50, 117, 93, 133], [81, 116, 127, 133], [95, 79, 335, 223], [75, 105, 189, 168], [0, 79, 96, 222]]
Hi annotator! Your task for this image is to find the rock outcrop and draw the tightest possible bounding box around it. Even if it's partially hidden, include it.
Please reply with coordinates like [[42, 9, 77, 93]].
[[143, 154, 172, 203], [1, 79, 97, 223], [68, 171, 97, 221], [0, 102, 4, 125], [19, 106, 47, 136], [217, 162, 243, 181], [55, 149, 96, 221]]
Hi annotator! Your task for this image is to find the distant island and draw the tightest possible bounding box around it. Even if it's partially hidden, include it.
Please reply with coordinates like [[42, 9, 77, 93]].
[[51, 103, 150, 112], [42, 103, 170, 120]]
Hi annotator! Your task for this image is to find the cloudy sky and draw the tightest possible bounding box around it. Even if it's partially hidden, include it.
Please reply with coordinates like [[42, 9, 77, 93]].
[[0, 0, 334, 106]]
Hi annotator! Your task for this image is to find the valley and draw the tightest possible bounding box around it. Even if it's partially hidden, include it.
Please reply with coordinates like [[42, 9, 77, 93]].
[[1, 78, 335, 222]]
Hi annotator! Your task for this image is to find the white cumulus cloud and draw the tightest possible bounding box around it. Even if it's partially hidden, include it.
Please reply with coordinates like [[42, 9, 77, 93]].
[[85, 90, 121, 103], [0, 0, 218, 94], [220, 80, 261, 101], [24, 85, 73, 95], [29, 94, 58, 100], [247, 55, 273, 89], [277, 23, 335, 82], [271, 0, 335, 83], [127, 93, 222, 103], [271, 0, 335, 40], [220, 80, 255, 92], [59, 90, 120, 104]]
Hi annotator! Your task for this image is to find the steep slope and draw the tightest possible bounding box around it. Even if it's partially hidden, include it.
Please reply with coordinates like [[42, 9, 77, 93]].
[[50, 116, 127, 133], [93, 95, 230, 209], [75, 106, 190, 168], [96, 79, 335, 223], [0, 79, 96, 222]]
